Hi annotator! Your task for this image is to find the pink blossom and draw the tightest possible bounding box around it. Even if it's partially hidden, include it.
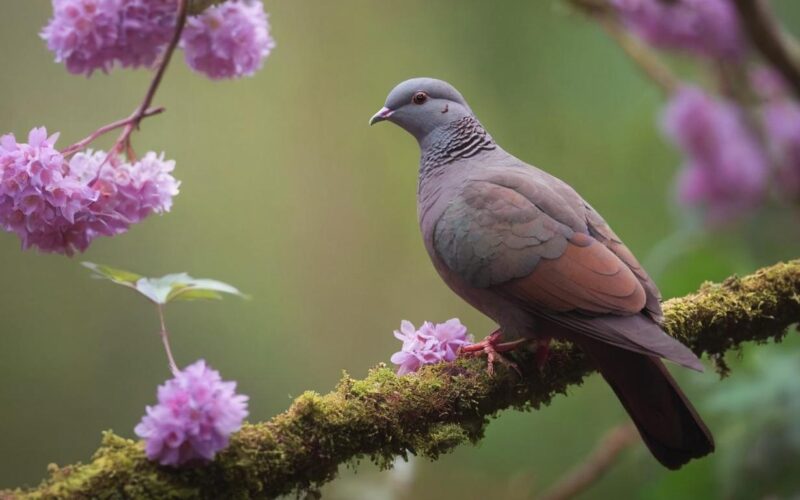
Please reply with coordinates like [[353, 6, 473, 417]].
[[0, 128, 97, 253], [391, 319, 472, 376], [611, 0, 743, 58], [0, 127, 179, 255], [135, 360, 249, 466], [662, 86, 768, 225], [181, 0, 275, 80], [116, 0, 179, 69], [42, 0, 177, 76], [764, 99, 800, 201], [87, 150, 180, 227]]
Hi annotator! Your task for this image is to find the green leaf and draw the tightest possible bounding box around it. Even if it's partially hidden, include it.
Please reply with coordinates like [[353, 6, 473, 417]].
[[82, 262, 142, 287], [83, 263, 248, 305], [170, 288, 225, 301]]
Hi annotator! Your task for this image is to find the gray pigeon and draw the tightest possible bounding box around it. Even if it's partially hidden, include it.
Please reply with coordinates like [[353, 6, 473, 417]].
[[370, 77, 714, 469]]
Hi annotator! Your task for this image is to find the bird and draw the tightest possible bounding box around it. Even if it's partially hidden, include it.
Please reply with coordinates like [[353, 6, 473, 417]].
[[369, 77, 714, 470]]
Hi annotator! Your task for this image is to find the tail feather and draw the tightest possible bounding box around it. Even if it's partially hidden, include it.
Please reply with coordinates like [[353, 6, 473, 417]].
[[543, 311, 704, 372], [576, 336, 714, 469]]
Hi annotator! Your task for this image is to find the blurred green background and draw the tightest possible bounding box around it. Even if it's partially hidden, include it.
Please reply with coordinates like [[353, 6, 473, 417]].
[[1, 1, 799, 498]]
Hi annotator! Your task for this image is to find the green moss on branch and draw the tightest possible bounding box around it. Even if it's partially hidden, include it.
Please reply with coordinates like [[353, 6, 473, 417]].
[[2, 260, 799, 499]]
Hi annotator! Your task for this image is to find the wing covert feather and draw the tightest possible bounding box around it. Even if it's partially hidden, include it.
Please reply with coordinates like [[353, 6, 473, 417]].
[[433, 179, 646, 316]]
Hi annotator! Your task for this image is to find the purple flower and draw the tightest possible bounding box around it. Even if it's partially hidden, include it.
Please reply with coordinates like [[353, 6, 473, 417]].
[[42, 0, 177, 76], [41, 0, 122, 75], [89, 150, 180, 225], [390, 319, 472, 376], [135, 360, 249, 467], [764, 99, 800, 201], [181, 0, 275, 80], [611, 0, 743, 58], [662, 86, 768, 225], [0, 128, 97, 253], [116, 0, 178, 69], [0, 127, 180, 255], [751, 67, 788, 101]]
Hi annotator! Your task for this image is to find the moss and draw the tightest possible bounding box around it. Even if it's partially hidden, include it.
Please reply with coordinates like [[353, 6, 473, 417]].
[[2, 260, 798, 499]]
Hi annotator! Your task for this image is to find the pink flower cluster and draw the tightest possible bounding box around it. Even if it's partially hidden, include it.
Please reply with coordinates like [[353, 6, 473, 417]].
[[135, 360, 249, 466], [663, 86, 768, 225], [42, 0, 275, 79], [0, 127, 179, 254], [662, 75, 800, 224], [391, 319, 472, 376], [42, 0, 177, 75], [762, 89, 800, 202], [181, 0, 275, 80], [611, 0, 743, 58]]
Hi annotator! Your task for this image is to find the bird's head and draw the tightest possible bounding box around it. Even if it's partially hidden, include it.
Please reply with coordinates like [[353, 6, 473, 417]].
[[369, 78, 474, 141]]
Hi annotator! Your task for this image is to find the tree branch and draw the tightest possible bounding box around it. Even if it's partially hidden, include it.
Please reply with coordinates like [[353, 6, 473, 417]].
[[2, 260, 799, 499], [538, 422, 639, 500], [731, 0, 800, 100], [566, 0, 678, 95]]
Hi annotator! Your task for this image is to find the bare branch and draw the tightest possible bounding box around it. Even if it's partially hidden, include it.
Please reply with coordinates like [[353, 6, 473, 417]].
[[731, 0, 800, 100], [538, 423, 639, 500], [567, 0, 679, 95]]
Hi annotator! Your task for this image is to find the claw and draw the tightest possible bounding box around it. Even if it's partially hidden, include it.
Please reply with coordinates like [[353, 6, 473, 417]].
[[459, 329, 527, 377]]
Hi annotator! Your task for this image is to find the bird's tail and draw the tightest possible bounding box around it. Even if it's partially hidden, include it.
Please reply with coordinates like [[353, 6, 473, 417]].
[[575, 336, 715, 469]]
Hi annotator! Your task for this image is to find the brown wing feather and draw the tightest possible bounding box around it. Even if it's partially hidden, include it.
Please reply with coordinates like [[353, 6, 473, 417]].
[[433, 174, 703, 370], [501, 232, 646, 316], [584, 205, 663, 322]]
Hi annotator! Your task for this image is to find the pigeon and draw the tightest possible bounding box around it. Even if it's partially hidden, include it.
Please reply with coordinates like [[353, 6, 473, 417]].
[[370, 77, 714, 470]]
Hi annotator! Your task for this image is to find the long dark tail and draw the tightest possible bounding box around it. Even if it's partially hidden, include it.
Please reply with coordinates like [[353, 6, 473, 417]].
[[575, 336, 715, 469]]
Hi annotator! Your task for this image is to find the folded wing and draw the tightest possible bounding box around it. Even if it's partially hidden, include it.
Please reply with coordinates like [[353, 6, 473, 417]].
[[432, 173, 701, 370]]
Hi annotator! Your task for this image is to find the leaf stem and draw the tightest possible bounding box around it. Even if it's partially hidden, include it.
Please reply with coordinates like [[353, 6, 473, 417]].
[[156, 304, 180, 376]]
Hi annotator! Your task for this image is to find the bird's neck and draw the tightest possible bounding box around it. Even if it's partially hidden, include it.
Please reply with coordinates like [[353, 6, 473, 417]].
[[418, 116, 497, 177]]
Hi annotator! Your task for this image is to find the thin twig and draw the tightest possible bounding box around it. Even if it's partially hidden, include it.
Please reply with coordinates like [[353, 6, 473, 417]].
[[59, 107, 165, 157], [538, 423, 639, 500], [731, 0, 800, 100], [567, 0, 678, 95], [113, 0, 189, 158]]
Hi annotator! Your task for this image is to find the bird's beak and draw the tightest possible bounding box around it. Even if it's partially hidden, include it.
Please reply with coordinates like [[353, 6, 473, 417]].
[[369, 106, 393, 126]]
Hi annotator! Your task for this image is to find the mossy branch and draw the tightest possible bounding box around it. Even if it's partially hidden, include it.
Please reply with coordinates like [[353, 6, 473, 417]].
[[2, 260, 799, 499]]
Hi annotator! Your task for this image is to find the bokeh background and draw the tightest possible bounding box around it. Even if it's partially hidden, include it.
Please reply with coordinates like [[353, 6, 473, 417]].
[[1, 1, 799, 498]]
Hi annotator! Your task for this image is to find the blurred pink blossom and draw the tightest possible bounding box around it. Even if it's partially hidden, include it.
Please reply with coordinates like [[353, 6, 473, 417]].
[[662, 86, 768, 225], [612, 0, 743, 58]]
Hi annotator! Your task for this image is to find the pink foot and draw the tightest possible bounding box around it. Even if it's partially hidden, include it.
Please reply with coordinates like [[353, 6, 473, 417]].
[[534, 337, 552, 370], [460, 329, 529, 376]]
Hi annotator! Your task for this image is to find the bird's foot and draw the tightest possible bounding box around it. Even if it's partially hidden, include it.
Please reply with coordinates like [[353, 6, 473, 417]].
[[460, 329, 528, 376], [534, 337, 552, 370]]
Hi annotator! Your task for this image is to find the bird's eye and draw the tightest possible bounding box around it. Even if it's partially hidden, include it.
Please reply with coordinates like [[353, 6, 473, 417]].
[[412, 92, 428, 105]]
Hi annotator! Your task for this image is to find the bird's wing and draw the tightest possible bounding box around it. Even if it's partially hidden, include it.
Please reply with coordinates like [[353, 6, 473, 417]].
[[433, 173, 646, 315], [583, 204, 664, 323], [432, 172, 700, 369]]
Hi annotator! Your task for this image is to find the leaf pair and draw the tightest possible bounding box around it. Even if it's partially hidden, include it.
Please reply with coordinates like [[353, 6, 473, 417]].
[[83, 262, 248, 305]]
